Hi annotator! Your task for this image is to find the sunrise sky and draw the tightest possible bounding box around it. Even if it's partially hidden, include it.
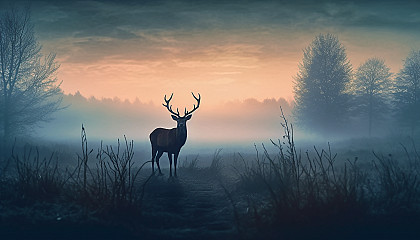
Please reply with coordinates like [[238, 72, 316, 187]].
[[3, 0, 418, 108]]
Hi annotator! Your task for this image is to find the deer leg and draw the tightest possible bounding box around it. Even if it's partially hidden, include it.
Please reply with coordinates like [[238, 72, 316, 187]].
[[156, 151, 164, 175], [174, 152, 179, 177], [168, 152, 173, 177], [151, 146, 157, 175]]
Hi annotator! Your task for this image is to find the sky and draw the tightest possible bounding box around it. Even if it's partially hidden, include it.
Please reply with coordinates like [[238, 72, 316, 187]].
[[1, 0, 420, 144], [3, 0, 420, 107]]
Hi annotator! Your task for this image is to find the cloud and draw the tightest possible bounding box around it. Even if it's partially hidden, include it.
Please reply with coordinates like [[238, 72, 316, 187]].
[[2, 0, 417, 39], [29, 0, 420, 65], [4, 0, 419, 107], [210, 71, 242, 75]]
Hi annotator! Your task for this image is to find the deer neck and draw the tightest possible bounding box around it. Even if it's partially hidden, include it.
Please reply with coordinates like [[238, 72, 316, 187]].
[[176, 125, 187, 146]]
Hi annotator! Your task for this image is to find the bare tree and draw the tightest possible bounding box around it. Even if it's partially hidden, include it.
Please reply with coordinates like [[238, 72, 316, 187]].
[[0, 7, 62, 146], [394, 50, 420, 136], [351, 58, 393, 136]]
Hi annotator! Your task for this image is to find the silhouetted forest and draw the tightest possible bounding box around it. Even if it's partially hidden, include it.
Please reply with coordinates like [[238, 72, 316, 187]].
[[294, 34, 420, 139]]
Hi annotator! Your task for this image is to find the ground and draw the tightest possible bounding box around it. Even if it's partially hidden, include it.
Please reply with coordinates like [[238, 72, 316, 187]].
[[0, 168, 238, 240], [139, 169, 236, 239], [3, 150, 420, 240]]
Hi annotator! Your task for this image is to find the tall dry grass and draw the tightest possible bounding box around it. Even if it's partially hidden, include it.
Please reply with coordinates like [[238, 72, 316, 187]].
[[230, 108, 420, 237], [1, 125, 152, 222]]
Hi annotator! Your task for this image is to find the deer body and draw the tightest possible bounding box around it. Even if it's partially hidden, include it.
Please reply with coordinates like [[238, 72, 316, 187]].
[[151, 128, 186, 151], [150, 93, 199, 177]]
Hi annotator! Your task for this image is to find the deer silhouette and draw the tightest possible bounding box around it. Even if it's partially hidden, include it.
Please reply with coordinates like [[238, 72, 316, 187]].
[[149, 92, 201, 177]]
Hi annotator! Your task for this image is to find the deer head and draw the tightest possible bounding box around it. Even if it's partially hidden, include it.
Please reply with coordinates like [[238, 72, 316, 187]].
[[162, 92, 201, 132]]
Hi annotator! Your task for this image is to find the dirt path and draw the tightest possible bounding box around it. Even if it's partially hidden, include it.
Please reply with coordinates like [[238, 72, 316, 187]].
[[0, 168, 238, 240], [139, 169, 237, 239]]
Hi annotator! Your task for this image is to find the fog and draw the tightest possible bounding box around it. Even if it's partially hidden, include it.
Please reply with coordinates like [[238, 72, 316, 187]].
[[27, 92, 296, 160], [12, 89, 415, 168]]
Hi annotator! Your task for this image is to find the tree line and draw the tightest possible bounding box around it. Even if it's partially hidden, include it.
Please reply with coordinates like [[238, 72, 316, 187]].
[[294, 33, 420, 138], [1, 6, 419, 150]]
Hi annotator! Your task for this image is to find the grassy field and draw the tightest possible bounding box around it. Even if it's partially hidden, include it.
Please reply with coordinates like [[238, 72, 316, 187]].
[[1, 120, 420, 239]]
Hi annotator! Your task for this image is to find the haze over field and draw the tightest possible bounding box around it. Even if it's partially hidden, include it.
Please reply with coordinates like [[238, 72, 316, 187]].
[[1, 0, 420, 145]]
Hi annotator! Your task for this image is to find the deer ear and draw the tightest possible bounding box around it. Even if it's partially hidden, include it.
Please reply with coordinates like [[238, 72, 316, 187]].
[[171, 115, 179, 120], [185, 115, 192, 120]]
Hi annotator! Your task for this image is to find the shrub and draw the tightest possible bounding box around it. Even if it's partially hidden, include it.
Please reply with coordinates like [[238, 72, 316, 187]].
[[180, 154, 200, 171], [232, 107, 420, 235], [12, 146, 65, 202], [65, 125, 152, 216]]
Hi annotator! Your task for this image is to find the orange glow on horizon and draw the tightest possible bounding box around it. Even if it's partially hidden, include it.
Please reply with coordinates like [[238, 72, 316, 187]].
[[46, 28, 420, 107], [57, 46, 299, 106]]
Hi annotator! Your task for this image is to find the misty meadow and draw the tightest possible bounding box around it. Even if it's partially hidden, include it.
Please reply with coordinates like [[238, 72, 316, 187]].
[[2, 1, 420, 240]]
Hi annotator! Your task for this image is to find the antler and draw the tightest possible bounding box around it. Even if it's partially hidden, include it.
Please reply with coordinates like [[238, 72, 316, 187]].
[[184, 92, 201, 116], [162, 92, 201, 117], [162, 93, 180, 117]]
